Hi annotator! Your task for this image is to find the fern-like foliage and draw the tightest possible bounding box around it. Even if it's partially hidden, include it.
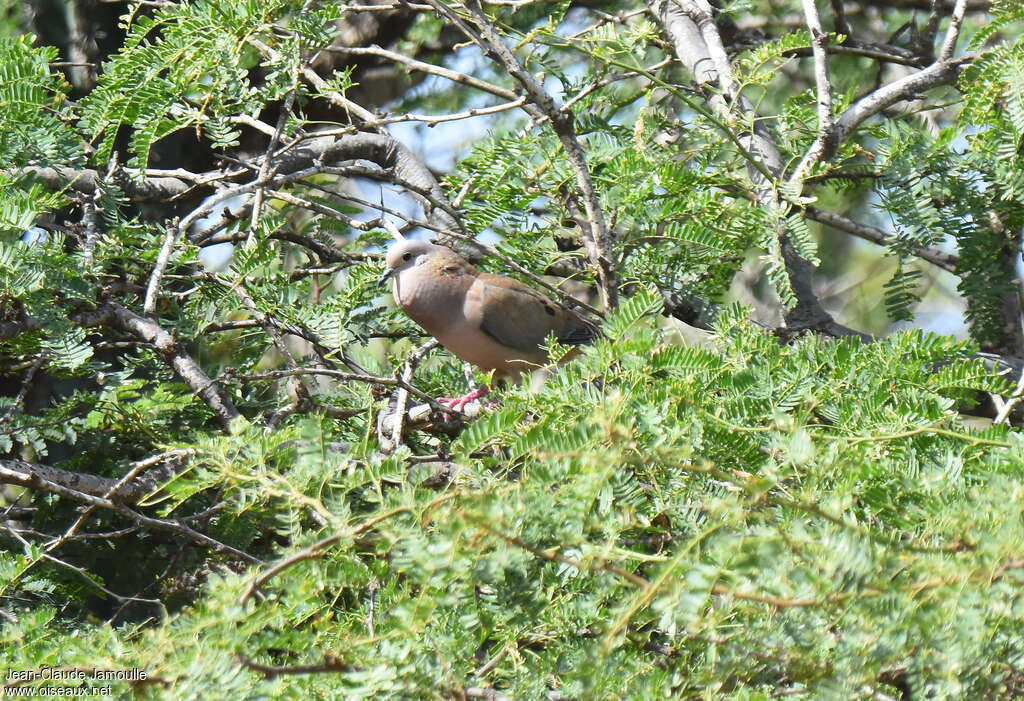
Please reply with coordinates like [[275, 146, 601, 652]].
[[0, 36, 81, 167], [78, 0, 329, 167]]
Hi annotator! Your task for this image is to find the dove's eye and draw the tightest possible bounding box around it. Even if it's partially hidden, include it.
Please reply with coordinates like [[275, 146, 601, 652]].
[[402, 252, 412, 261]]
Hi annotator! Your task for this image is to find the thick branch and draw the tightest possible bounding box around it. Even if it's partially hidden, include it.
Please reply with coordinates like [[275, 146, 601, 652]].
[[806, 207, 959, 273], [0, 458, 257, 562], [0, 458, 179, 503], [262, 131, 461, 235], [833, 58, 966, 147], [0, 317, 43, 340], [16, 165, 192, 201], [73, 302, 242, 431]]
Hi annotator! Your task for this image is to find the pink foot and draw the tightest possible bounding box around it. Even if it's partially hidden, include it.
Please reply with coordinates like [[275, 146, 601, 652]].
[[436, 386, 490, 416]]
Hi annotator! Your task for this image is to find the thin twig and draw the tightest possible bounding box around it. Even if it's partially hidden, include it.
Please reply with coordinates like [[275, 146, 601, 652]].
[[791, 0, 836, 183], [144, 218, 181, 315], [248, 87, 298, 248], [388, 339, 440, 452], [324, 45, 518, 100], [0, 354, 45, 426], [806, 207, 959, 273]]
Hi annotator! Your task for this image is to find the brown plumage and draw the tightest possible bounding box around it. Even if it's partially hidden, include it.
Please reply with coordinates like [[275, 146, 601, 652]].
[[380, 240, 598, 383]]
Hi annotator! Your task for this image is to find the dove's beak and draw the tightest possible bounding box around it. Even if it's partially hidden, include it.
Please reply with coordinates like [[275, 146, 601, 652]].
[[377, 267, 394, 288]]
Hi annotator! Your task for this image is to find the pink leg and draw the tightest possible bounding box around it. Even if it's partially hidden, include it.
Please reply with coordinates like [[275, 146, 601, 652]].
[[436, 386, 490, 415]]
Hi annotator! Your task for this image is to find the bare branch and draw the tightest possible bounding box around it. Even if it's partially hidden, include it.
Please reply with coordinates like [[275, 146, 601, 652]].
[[73, 302, 242, 431], [436, 0, 619, 308], [832, 54, 969, 147], [0, 457, 173, 503], [144, 219, 180, 315], [237, 654, 351, 678], [939, 0, 969, 61], [806, 207, 959, 273], [0, 458, 258, 562], [791, 0, 837, 183], [249, 87, 299, 248], [325, 44, 518, 100], [383, 339, 440, 454], [201, 272, 314, 428]]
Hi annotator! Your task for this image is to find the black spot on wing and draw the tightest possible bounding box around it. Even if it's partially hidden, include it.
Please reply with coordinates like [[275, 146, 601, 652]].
[[558, 317, 601, 346]]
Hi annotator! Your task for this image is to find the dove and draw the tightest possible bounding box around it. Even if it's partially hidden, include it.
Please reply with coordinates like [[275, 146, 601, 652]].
[[379, 240, 599, 412]]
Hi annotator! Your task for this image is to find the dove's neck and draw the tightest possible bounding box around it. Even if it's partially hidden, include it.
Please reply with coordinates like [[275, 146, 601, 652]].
[[393, 264, 473, 334]]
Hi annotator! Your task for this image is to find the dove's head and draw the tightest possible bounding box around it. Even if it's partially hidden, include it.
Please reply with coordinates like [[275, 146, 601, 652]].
[[379, 240, 468, 287], [379, 240, 436, 286]]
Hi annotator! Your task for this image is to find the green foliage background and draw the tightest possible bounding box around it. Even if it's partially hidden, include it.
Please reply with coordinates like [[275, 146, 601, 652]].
[[1, 0, 1024, 698]]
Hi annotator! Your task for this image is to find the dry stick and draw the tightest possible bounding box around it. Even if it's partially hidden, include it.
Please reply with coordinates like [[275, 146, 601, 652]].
[[144, 218, 180, 315], [479, 518, 860, 612], [74, 302, 241, 431], [5, 526, 161, 606], [0, 460, 258, 562], [939, 0, 969, 62], [47, 449, 196, 551], [830, 0, 851, 37], [291, 172, 603, 317], [567, 6, 650, 41], [248, 88, 298, 248], [435, 226, 604, 319], [389, 339, 441, 452], [432, 0, 618, 309], [16, 164, 194, 201], [82, 156, 117, 266], [286, 98, 528, 136], [791, 0, 837, 185], [464, 688, 514, 701], [325, 44, 518, 100], [237, 654, 350, 678], [805, 207, 959, 273], [0, 458, 171, 503], [561, 58, 674, 113], [832, 40, 971, 145], [918, 0, 947, 57], [0, 317, 43, 341]]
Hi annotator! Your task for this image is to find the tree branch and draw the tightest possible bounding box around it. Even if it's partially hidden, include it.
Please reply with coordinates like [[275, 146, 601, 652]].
[[805, 207, 959, 273], [449, 0, 619, 308], [832, 55, 968, 148], [791, 0, 837, 184], [0, 458, 258, 562], [73, 302, 242, 431]]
